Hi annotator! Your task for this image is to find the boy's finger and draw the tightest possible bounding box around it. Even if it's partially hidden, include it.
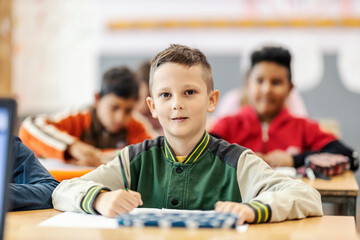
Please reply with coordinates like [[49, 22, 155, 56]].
[[123, 193, 141, 208], [236, 215, 245, 226], [216, 202, 228, 212], [230, 204, 242, 215], [129, 190, 143, 205], [90, 152, 101, 162], [215, 201, 224, 210], [236, 210, 248, 225], [218, 203, 230, 212], [114, 205, 132, 215], [221, 202, 236, 213], [117, 198, 135, 212], [125, 191, 144, 208]]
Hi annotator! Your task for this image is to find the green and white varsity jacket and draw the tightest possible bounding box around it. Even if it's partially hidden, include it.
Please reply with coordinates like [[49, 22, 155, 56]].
[[52, 132, 323, 223]]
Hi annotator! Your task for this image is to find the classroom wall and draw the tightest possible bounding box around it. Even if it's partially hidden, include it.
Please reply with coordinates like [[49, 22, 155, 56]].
[[12, 0, 99, 115], [302, 54, 360, 152]]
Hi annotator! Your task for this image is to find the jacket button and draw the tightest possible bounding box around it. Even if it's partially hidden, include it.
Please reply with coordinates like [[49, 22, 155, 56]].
[[176, 167, 183, 173], [171, 198, 179, 206]]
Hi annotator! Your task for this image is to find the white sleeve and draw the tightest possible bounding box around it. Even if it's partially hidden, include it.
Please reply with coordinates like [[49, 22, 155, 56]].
[[237, 149, 323, 222], [52, 147, 131, 213]]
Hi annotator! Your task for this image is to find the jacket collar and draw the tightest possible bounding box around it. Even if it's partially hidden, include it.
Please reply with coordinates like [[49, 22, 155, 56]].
[[164, 131, 210, 164]]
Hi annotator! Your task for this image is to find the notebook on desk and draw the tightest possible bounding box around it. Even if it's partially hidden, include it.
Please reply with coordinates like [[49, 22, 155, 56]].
[[0, 98, 16, 240]]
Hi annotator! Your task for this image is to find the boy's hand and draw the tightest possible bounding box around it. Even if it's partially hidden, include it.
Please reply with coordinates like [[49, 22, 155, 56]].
[[215, 201, 255, 225], [100, 150, 118, 164], [255, 152, 265, 160], [263, 150, 293, 168], [94, 189, 143, 218], [68, 141, 102, 167]]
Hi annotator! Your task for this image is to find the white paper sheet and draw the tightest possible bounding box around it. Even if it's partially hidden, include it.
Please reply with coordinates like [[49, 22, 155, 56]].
[[39, 212, 118, 229]]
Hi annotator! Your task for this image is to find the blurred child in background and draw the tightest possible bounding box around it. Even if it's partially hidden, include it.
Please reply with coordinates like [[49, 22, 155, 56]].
[[210, 46, 358, 171], [19, 67, 153, 167]]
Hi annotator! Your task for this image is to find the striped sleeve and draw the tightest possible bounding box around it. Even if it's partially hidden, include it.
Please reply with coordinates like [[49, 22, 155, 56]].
[[245, 200, 271, 223], [19, 108, 92, 160], [237, 150, 323, 223], [80, 186, 110, 215], [52, 149, 128, 213]]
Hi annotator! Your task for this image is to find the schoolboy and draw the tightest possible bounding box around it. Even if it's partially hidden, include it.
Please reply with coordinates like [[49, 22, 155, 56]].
[[19, 67, 153, 167], [52, 44, 322, 225], [210, 46, 359, 170], [11, 136, 59, 211]]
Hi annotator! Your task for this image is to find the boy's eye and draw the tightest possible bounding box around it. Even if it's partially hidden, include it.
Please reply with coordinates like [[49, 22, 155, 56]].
[[125, 108, 132, 114], [185, 90, 196, 95], [160, 93, 170, 98], [256, 78, 264, 84], [112, 106, 119, 111], [272, 79, 282, 85]]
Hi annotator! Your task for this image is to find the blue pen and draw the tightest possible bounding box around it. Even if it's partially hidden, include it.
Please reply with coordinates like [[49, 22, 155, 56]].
[[118, 153, 129, 191]]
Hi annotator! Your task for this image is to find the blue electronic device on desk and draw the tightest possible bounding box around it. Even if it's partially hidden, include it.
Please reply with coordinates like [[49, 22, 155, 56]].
[[117, 209, 238, 229]]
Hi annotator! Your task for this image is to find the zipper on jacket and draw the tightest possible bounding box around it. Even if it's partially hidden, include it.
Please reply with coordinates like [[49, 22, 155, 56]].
[[261, 123, 269, 153]]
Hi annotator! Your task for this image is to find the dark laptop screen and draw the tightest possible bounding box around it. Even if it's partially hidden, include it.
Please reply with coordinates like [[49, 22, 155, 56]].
[[0, 108, 9, 212], [0, 99, 15, 240]]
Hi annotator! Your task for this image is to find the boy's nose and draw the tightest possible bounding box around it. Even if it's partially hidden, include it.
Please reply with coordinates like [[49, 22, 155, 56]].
[[115, 110, 125, 123], [261, 81, 272, 94], [172, 97, 184, 110]]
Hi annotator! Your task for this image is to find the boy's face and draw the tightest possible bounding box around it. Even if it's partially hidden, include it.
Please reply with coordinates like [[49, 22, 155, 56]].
[[95, 93, 137, 133], [246, 61, 293, 122], [147, 63, 218, 141]]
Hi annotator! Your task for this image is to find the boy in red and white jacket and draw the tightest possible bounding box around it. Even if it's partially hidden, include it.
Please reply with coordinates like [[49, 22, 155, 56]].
[[210, 46, 358, 170]]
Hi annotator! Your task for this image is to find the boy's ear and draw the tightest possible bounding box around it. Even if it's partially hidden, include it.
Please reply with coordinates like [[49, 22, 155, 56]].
[[94, 93, 101, 107], [207, 90, 220, 113], [146, 96, 158, 119], [288, 82, 294, 95], [244, 77, 250, 89]]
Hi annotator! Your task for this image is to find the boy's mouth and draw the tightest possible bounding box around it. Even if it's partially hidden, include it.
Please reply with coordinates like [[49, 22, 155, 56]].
[[171, 117, 188, 121]]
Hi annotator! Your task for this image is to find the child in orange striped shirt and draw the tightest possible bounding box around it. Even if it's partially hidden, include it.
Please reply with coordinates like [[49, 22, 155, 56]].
[[19, 67, 153, 167]]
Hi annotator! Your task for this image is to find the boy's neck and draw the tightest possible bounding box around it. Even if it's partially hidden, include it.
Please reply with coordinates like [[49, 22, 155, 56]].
[[165, 131, 206, 157], [257, 108, 283, 124], [259, 116, 274, 124]]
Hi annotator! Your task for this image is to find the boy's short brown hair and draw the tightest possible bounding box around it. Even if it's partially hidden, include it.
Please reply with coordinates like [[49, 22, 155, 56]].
[[100, 66, 139, 100], [149, 44, 213, 95]]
